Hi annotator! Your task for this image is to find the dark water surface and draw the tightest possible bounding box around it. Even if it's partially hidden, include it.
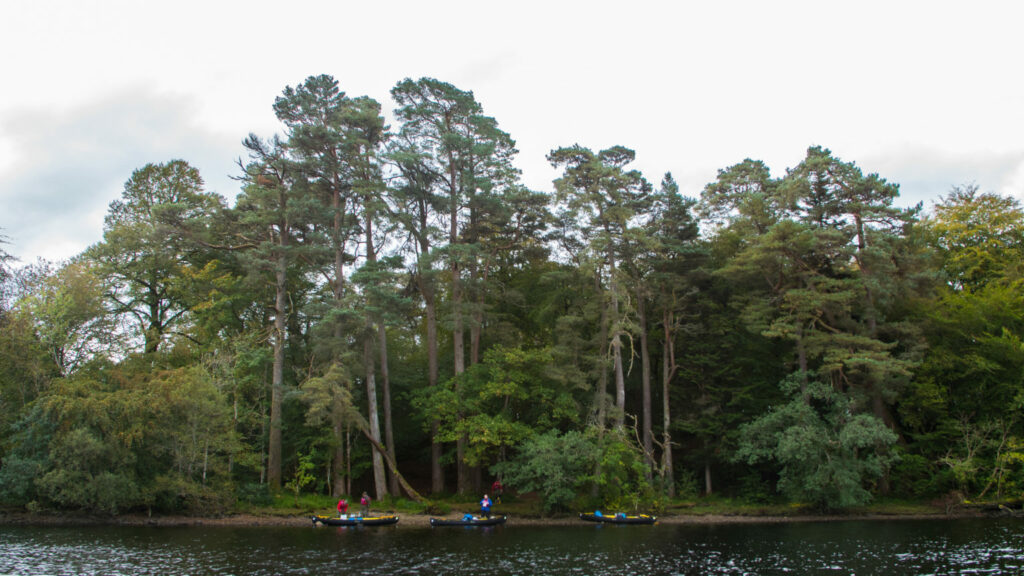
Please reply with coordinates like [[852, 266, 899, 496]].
[[2, 518, 1022, 575]]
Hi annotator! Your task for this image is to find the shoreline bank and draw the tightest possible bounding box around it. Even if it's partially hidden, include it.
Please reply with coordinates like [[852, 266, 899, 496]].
[[0, 509, 986, 528]]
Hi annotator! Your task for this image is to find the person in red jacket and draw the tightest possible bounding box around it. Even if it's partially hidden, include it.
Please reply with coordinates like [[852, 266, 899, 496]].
[[337, 498, 348, 517]]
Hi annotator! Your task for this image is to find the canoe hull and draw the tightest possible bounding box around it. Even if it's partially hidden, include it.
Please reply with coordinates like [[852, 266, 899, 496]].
[[311, 514, 399, 526], [579, 513, 656, 525], [430, 515, 507, 527]]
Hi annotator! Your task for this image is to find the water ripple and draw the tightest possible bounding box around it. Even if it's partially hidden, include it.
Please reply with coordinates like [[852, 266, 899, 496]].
[[1, 518, 1022, 575]]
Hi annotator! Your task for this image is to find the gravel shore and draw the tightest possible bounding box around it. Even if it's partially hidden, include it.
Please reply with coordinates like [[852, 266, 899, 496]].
[[1, 509, 975, 528]]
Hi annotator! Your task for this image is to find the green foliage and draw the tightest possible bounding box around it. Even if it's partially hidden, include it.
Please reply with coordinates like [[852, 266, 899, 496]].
[[285, 452, 317, 505], [300, 363, 355, 428], [4, 77, 1016, 516], [0, 359, 241, 514], [492, 428, 657, 512], [672, 469, 701, 500], [148, 474, 234, 515], [492, 429, 598, 512], [926, 184, 1024, 290], [995, 437, 1024, 495], [889, 452, 952, 498], [905, 190, 1024, 499], [36, 427, 142, 514], [88, 159, 222, 355], [735, 374, 899, 510], [236, 483, 274, 507], [0, 298, 58, 438], [415, 345, 579, 469], [19, 261, 115, 376], [595, 431, 655, 511], [733, 470, 776, 504], [0, 404, 55, 506]]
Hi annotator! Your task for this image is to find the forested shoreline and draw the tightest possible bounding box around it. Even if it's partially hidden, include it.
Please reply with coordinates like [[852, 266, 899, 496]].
[[1, 74, 1022, 516]]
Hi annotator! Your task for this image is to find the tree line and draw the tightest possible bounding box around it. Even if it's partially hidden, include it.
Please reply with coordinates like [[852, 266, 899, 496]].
[[1, 74, 1022, 514]]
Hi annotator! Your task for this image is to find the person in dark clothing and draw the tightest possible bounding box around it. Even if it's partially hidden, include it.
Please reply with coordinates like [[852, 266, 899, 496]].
[[360, 492, 371, 516]]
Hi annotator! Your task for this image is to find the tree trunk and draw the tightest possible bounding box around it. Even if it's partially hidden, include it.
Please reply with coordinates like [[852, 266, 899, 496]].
[[855, 213, 893, 495], [331, 172, 348, 496], [608, 254, 625, 430], [595, 270, 609, 430], [661, 331, 675, 497], [332, 419, 345, 496], [359, 427, 427, 503], [450, 163, 470, 494], [418, 257, 445, 494], [365, 198, 400, 498], [345, 424, 352, 496], [469, 249, 482, 367], [638, 288, 653, 480], [364, 337, 388, 499], [704, 458, 713, 495], [797, 324, 809, 395], [592, 273, 609, 498], [268, 253, 287, 489], [470, 295, 482, 365], [145, 284, 161, 354], [378, 323, 400, 496], [611, 324, 626, 430]]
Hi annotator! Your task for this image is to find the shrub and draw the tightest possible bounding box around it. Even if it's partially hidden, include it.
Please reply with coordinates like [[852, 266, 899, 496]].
[[492, 429, 598, 512]]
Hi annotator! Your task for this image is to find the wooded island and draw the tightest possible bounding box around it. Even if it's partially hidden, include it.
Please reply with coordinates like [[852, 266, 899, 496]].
[[1, 75, 1021, 516]]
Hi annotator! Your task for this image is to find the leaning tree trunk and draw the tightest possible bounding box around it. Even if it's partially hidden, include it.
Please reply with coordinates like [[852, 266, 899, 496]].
[[360, 427, 426, 504]]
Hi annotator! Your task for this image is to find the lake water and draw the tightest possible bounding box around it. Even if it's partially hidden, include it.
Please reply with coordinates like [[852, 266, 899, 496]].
[[2, 517, 1022, 575]]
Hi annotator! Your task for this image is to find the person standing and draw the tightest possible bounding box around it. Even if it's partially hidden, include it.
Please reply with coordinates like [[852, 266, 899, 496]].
[[480, 493, 492, 518], [360, 492, 371, 517], [491, 479, 503, 504]]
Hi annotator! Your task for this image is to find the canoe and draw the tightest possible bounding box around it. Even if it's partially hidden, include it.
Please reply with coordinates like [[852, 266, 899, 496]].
[[579, 512, 656, 525], [430, 514, 507, 527], [311, 514, 399, 526]]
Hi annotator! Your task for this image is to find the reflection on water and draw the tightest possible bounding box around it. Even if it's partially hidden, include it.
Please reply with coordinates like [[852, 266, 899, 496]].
[[1, 518, 1022, 575]]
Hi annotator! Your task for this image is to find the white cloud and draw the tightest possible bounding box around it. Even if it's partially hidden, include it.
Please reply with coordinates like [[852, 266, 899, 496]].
[[861, 145, 1024, 210], [3, 0, 1024, 261], [0, 88, 240, 262]]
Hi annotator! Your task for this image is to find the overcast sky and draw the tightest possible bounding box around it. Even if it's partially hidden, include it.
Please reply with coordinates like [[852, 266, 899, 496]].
[[3, 0, 1023, 263]]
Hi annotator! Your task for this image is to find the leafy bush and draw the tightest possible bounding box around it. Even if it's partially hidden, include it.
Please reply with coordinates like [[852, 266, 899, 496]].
[[35, 427, 144, 514], [672, 469, 701, 500], [0, 404, 55, 507], [493, 427, 660, 512], [889, 452, 949, 498], [236, 483, 274, 507], [0, 454, 44, 506], [734, 375, 899, 510], [734, 470, 774, 504], [148, 475, 234, 515], [595, 432, 654, 511], [492, 429, 598, 512]]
